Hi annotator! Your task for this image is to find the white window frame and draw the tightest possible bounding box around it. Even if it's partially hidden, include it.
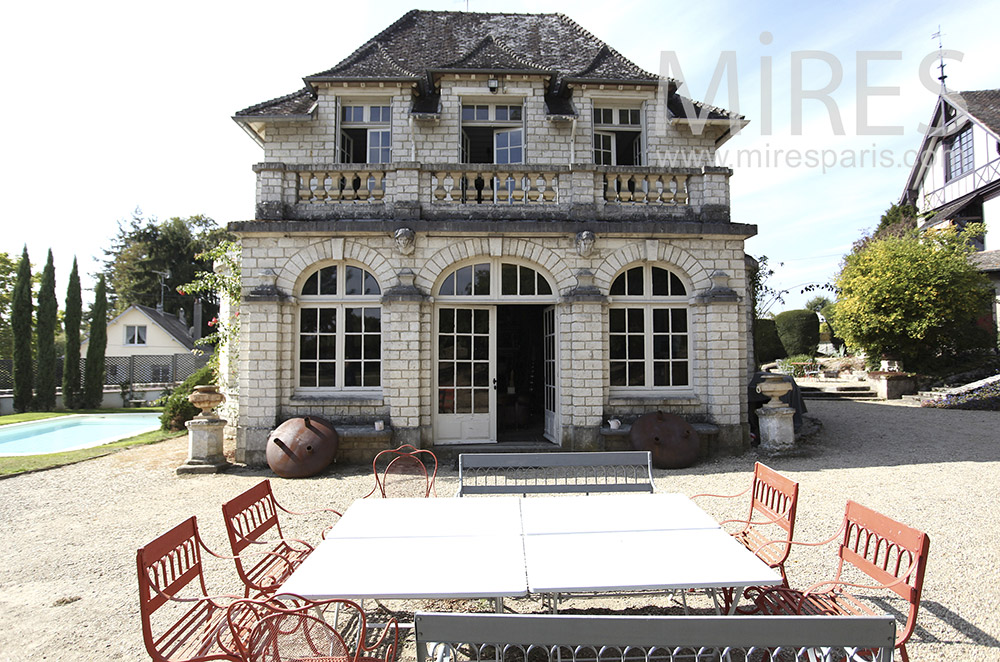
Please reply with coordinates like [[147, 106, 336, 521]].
[[460, 99, 525, 164], [125, 325, 147, 346], [434, 258, 556, 302], [297, 263, 383, 393], [592, 103, 645, 166], [608, 265, 691, 393], [339, 100, 392, 164]]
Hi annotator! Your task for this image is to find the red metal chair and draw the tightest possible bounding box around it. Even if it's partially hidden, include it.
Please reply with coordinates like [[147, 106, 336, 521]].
[[226, 595, 399, 662], [222, 480, 341, 597], [136, 517, 245, 662], [694, 462, 800, 586], [754, 500, 930, 662], [364, 444, 438, 498]]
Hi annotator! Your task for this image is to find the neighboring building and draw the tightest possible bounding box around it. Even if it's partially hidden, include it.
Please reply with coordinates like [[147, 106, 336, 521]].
[[900, 88, 1000, 328], [229, 10, 756, 465], [82, 304, 200, 384]]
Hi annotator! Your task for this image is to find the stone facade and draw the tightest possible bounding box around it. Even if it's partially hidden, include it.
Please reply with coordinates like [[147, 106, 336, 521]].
[[229, 10, 756, 466]]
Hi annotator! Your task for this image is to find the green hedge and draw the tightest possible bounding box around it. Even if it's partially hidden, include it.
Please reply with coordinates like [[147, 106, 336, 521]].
[[754, 318, 786, 365], [159, 365, 215, 431], [775, 309, 819, 356]]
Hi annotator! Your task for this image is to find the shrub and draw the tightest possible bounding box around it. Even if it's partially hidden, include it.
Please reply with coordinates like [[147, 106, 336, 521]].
[[777, 354, 817, 377], [160, 364, 215, 431], [774, 309, 819, 356], [754, 318, 785, 365]]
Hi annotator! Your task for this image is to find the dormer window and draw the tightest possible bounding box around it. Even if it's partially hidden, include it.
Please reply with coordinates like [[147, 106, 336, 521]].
[[593, 105, 643, 166], [461, 101, 524, 164], [340, 101, 392, 164]]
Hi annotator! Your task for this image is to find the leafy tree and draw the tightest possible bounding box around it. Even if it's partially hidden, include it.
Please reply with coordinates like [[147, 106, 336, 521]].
[[63, 258, 82, 409], [11, 247, 34, 412], [102, 210, 231, 335], [754, 318, 786, 364], [34, 250, 57, 410], [81, 275, 108, 409], [835, 226, 993, 371], [747, 255, 784, 319], [0, 251, 18, 361], [852, 203, 920, 256], [774, 309, 820, 356], [804, 296, 832, 313]]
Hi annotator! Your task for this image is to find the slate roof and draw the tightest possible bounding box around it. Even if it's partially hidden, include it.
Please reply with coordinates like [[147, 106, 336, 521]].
[[133, 305, 196, 350], [970, 249, 1000, 273], [237, 88, 317, 119], [950, 89, 1000, 137]]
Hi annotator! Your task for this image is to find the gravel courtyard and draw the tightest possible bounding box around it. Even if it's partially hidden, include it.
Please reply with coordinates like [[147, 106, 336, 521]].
[[0, 398, 998, 661]]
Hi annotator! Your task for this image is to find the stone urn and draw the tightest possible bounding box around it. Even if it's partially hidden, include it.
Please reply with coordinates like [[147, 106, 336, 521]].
[[188, 385, 225, 419], [756, 374, 792, 408]]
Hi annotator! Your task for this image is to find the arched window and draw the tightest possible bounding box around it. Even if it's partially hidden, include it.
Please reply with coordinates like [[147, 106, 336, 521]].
[[608, 265, 689, 389], [298, 263, 381, 390], [435, 260, 553, 298]]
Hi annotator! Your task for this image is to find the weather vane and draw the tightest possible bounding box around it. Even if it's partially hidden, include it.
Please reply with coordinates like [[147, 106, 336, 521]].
[[931, 25, 947, 92]]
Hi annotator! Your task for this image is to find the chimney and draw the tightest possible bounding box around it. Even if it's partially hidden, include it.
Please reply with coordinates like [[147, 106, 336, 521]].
[[193, 299, 203, 340]]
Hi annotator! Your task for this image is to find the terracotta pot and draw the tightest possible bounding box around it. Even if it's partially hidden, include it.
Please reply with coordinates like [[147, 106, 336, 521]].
[[188, 385, 225, 418]]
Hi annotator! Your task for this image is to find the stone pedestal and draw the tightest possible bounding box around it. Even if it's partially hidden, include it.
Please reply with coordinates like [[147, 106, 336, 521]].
[[757, 406, 795, 454], [177, 417, 230, 474]]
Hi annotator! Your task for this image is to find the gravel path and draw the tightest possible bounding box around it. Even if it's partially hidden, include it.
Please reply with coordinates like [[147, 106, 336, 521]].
[[1, 399, 998, 661]]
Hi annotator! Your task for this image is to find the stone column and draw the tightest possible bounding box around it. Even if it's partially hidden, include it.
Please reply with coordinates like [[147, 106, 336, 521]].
[[561, 270, 606, 451], [236, 295, 285, 467], [381, 269, 429, 447]]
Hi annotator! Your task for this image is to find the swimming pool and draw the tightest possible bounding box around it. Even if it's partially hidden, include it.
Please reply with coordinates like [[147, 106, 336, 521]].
[[0, 414, 162, 455]]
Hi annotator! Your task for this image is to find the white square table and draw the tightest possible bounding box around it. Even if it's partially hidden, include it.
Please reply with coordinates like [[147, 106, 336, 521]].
[[278, 493, 781, 612]]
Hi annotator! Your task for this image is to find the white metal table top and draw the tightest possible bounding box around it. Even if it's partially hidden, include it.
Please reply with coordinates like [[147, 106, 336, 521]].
[[519, 493, 720, 535], [329, 496, 522, 539], [523, 528, 783, 593]]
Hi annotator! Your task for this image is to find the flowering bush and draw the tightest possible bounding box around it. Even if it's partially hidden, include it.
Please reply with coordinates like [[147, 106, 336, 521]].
[[922, 379, 1000, 411]]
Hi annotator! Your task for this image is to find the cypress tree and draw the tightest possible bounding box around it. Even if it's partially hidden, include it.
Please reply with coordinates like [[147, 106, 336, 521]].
[[82, 275, 108, 409], [34, 250, 57, 410], [63, 258, 82, 409], [11, 247, 33, 413]]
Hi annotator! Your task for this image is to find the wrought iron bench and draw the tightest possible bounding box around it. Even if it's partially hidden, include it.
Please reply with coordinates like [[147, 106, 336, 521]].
[[456, 451, 654, 496], [414, 612, 896, 662]]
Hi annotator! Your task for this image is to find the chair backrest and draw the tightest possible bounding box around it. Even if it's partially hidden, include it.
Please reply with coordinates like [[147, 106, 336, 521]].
[[137, 517, 227, 662], [414, 613, 896, 662], [457, 451, 654, 496], [222, 480, 283, 556], [229, 597, 398, 662], [745, 462, 799, 568], [837, 500, 930, 647], [369, 444, 438, 498]]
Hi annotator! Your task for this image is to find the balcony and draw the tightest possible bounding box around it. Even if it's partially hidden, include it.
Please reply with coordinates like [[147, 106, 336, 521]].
[[252, 162, 732, 224]]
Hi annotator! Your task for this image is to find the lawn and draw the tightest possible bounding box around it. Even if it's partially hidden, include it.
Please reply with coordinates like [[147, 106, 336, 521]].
[[0, 409, 182, 477]]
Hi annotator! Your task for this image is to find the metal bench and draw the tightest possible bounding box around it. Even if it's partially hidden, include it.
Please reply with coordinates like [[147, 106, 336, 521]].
[[414, 612, 896, 662], [456, 451, 654, 496]]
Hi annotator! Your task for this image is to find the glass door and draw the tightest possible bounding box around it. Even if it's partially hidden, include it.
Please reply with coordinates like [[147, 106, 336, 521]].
[[543, 306, 558, 442], [435, 306, 495, 444]]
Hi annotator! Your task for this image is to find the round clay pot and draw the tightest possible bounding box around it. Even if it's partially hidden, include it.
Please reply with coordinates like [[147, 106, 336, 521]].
[[629, 411, 700, 469], [187, 385, 225, 418], [266, 416, 339, 478]]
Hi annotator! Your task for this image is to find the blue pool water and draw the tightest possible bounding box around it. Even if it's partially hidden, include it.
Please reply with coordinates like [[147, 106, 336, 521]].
[[0, 414, 161, 455]]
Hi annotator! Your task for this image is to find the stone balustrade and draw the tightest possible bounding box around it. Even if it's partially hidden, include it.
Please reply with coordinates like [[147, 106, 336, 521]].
[[297, 168, 388, 203], [430, 168, 559, 204], [602, 171, 689, 205]]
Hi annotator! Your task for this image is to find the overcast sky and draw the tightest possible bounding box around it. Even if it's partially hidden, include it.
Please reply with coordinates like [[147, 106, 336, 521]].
[[2, 0, 996, 311]]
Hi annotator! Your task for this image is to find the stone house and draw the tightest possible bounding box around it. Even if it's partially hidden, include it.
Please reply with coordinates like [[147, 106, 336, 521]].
[[228, 10, 756, 465], [900, 88, 1000, 329]]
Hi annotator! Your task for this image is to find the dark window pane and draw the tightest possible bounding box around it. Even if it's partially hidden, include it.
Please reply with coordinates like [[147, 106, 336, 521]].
[[300, 308, 318, 333], [672, 309, 687, 332], [344, 362, 361, 387], [501, 263, 517, 295], [474, 309, 489, 334], [670, 272, 686, 295], [319, 309, 337, 333], [318, 362, 337, 387], [456, 363, 472, 387], [364, 271, 380, 295], [609, 335, 626, 359], [473, 362, 489, 386], [653, 335, 669, 359], [510, 106, 522, 121], [299, 362, 317, 387], [363, 362, 380, 387], [626, 267, 643, 295], [628, 335, 644, 359], [474, 263, 490, 294], [440, 273, 455, 296], [609, 308, 625, 332], [456, 336, 471, 360], [519, 266, 534, 294], [456, 265, 472, 295], [456, 308, 472, 333], [672, 336, 688, 359], [462, 105, 474, 120], [610, 362, 627, 386], [319, 267, 337, 295], [302, 272, 318, 295], [455, 388, 472, 413], [610, 274, 626, 296], [628, 362, 645, 386], [345, 307, 362, 332], [364, 336, 380, 359], [537, 275, 552, 295], [473, 388, 489, 412], [345, 266, 362, 295], [439, 362, 454, 386], [652, 267, 669, 296], [653, 361, 668, 386], [474, 336, 488, 360], [319, 335, 336, 360], [345, 335, 362, 359], [439, 336, 454, 360], [626, 308, 644, 332], [439, 308, 454, 333], [300, 334, 317, 359], [364, 308, 381, 331], [496, 106, 508, 121], [672, 362, 689, 386], [438, 388, 455, 414], [653, 308, 669, 332]]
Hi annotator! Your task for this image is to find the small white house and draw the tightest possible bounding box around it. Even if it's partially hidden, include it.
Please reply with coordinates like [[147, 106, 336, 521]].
[[82, 304, 197, 383]]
